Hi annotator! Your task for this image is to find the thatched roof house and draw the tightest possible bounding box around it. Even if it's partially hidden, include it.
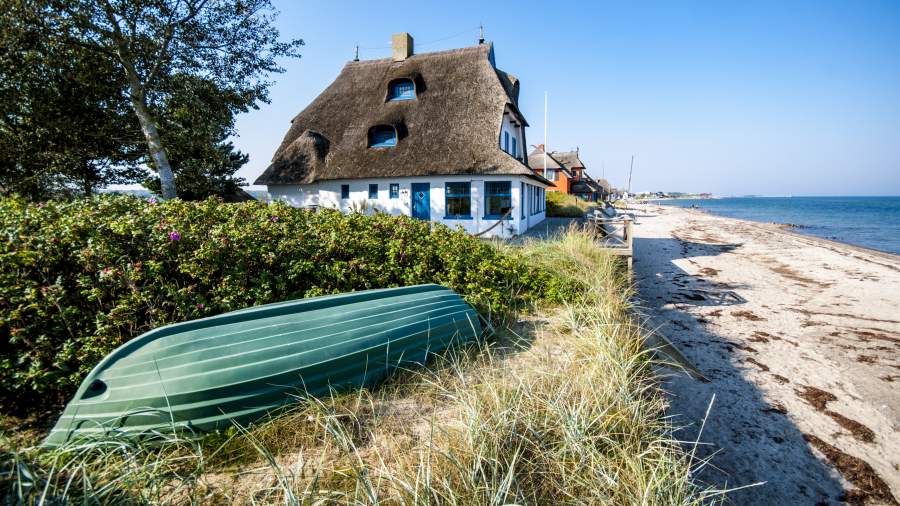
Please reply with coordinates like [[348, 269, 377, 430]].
[[523, 146, 609, 201], [550, 149, 610, 202], [255, 33, 549, 238], [527, 145, 573, 193]]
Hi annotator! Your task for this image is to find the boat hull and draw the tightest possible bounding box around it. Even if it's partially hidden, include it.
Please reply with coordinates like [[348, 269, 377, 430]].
[[44, 284, 481, 446]]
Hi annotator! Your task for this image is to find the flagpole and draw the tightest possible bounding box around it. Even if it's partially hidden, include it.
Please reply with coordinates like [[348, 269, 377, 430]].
[[543, 91, 548, 181]]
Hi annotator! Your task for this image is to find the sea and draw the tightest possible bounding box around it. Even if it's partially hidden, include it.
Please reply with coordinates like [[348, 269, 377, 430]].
[[656, 196, 900, 256]]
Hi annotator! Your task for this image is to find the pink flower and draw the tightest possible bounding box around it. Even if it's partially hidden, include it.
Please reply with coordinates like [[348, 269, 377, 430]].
[[168, 231, 181, 241], [196, 303, 205, 309], [147, 197, 157, 205], [270, 216, 279, 222]]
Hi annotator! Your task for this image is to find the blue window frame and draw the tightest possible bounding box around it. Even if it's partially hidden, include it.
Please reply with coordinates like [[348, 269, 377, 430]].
[[368, 126, 397, 148], [444, 182, 471, 219], [389, 183, 399, 199], [511, 137, 517, 158], [388, 79, 415, 101], [485, 181, 512, 218], [341, 184, 350, 199], [520, 182, 525, 219], [503, 131, 509, 152], [369, 184, 378, 199]]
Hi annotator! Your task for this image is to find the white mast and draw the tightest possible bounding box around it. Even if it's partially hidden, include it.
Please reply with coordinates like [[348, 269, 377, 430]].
[[543, 91, 548, 178], [627, 155, 634, 195]]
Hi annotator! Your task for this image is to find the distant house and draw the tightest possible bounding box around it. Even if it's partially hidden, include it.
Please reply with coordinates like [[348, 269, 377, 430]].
[[254, 33, 550, 238], [593, 178, 612, 202], [527, 147, 610, 202], [527, 145, 573, 194]]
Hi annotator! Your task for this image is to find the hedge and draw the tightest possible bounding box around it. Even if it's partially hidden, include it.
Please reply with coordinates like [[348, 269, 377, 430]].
[[546, 191, 593, 218], [0, 196, 569, 416]]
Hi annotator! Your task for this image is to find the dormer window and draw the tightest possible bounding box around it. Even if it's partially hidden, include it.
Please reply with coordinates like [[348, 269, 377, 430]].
[[388, 78, 415, 101], [368, 125, 397, 148]]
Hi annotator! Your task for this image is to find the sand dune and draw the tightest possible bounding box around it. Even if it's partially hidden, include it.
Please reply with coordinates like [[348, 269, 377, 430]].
[[631, 203, 899, 505]]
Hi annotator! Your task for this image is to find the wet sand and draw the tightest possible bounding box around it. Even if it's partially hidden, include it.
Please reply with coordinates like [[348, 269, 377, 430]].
[[631, 203, 899, 505]]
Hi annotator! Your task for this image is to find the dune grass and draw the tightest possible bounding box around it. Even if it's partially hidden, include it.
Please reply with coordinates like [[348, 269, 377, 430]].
[[1, 230, 715, 504]]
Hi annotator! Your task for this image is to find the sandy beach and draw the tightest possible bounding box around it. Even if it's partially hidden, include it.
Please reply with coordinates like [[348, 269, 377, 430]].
[[631, 203, 900, 505]]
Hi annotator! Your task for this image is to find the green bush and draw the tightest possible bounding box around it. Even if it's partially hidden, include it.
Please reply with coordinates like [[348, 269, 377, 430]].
[[546, 191, 594, 217], [0, 196, 565, 416]]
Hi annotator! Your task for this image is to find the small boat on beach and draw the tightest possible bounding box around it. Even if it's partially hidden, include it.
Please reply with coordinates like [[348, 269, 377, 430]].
[[44, 284, 482, 446]]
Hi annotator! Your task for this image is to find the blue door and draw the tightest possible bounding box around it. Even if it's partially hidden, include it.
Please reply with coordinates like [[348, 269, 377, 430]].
[[411, 183, 430, 220]]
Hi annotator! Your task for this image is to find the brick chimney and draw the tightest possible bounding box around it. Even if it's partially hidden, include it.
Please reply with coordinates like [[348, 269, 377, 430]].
[[392, 33, 414, 61]]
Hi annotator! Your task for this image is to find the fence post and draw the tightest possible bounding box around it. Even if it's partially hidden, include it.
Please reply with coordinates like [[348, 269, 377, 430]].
[[625, 216, 633, 272], [625, 217, 633, 250]]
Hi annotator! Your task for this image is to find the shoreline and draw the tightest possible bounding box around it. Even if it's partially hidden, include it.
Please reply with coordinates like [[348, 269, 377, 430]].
[[652, 199, 900, 258], [631, 202, 900, 505], [679, 205, 900, 264]]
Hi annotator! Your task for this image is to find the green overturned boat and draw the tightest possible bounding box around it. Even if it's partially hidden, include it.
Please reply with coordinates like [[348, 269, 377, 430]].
[[45, 284, 481, 446]]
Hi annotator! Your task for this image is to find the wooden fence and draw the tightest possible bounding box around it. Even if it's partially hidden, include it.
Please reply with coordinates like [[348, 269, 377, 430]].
[[588, 214, 634, 271]]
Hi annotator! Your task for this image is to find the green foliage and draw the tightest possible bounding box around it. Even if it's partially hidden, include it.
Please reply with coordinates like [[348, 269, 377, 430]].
[[0, 0, 145, 198], [143, 140, 249, 201], [1, 0, 301, 199], [546, 191, 595, 217], [143, 74, 251, 200], [45, 0, 304, 198], [0, 196, 565, 416]]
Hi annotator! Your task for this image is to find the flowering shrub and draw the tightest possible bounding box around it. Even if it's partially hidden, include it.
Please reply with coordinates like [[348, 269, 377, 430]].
[[0, 195, 570, 415]]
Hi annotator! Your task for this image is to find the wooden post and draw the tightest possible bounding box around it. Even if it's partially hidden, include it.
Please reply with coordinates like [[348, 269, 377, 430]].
[[625, 216, 633, 250], [624, 216, 633, 272]]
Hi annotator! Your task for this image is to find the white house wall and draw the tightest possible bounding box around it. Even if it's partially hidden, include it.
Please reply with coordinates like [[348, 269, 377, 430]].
[[268, 175, 546, 239]]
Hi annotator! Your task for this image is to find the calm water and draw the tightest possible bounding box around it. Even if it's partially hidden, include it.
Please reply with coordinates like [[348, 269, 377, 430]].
[[656, 196, 900, 255]]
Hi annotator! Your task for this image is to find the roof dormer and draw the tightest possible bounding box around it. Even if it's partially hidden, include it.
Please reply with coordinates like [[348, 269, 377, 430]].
[[387, 78, 416, 101]]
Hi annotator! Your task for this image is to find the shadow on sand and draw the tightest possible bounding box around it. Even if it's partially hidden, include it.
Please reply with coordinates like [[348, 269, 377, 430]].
[[633, 236, 846, 504]]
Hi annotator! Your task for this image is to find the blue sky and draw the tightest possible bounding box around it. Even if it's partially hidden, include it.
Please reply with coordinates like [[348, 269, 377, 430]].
[[233, 0, 900, 196]]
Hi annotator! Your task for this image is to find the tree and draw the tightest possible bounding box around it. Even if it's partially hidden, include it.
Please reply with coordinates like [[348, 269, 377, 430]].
[[0, 1, 146, 198], [48, 0, 302, 199], [143, 73, 251, 200], [144, 141, 248, 200]]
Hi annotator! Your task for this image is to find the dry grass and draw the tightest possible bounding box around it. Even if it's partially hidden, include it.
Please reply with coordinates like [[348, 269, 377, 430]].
[[1, 230, 716, 504]]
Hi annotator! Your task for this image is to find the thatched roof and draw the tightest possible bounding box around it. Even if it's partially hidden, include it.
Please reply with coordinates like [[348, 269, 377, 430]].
[[550, 150, 585, 169], [571, 175, 609, 196], [222, 187, 257, 203], [569, 181, 593, 194], [526, 146, 569, 173], [255, 43, 547, 186]]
